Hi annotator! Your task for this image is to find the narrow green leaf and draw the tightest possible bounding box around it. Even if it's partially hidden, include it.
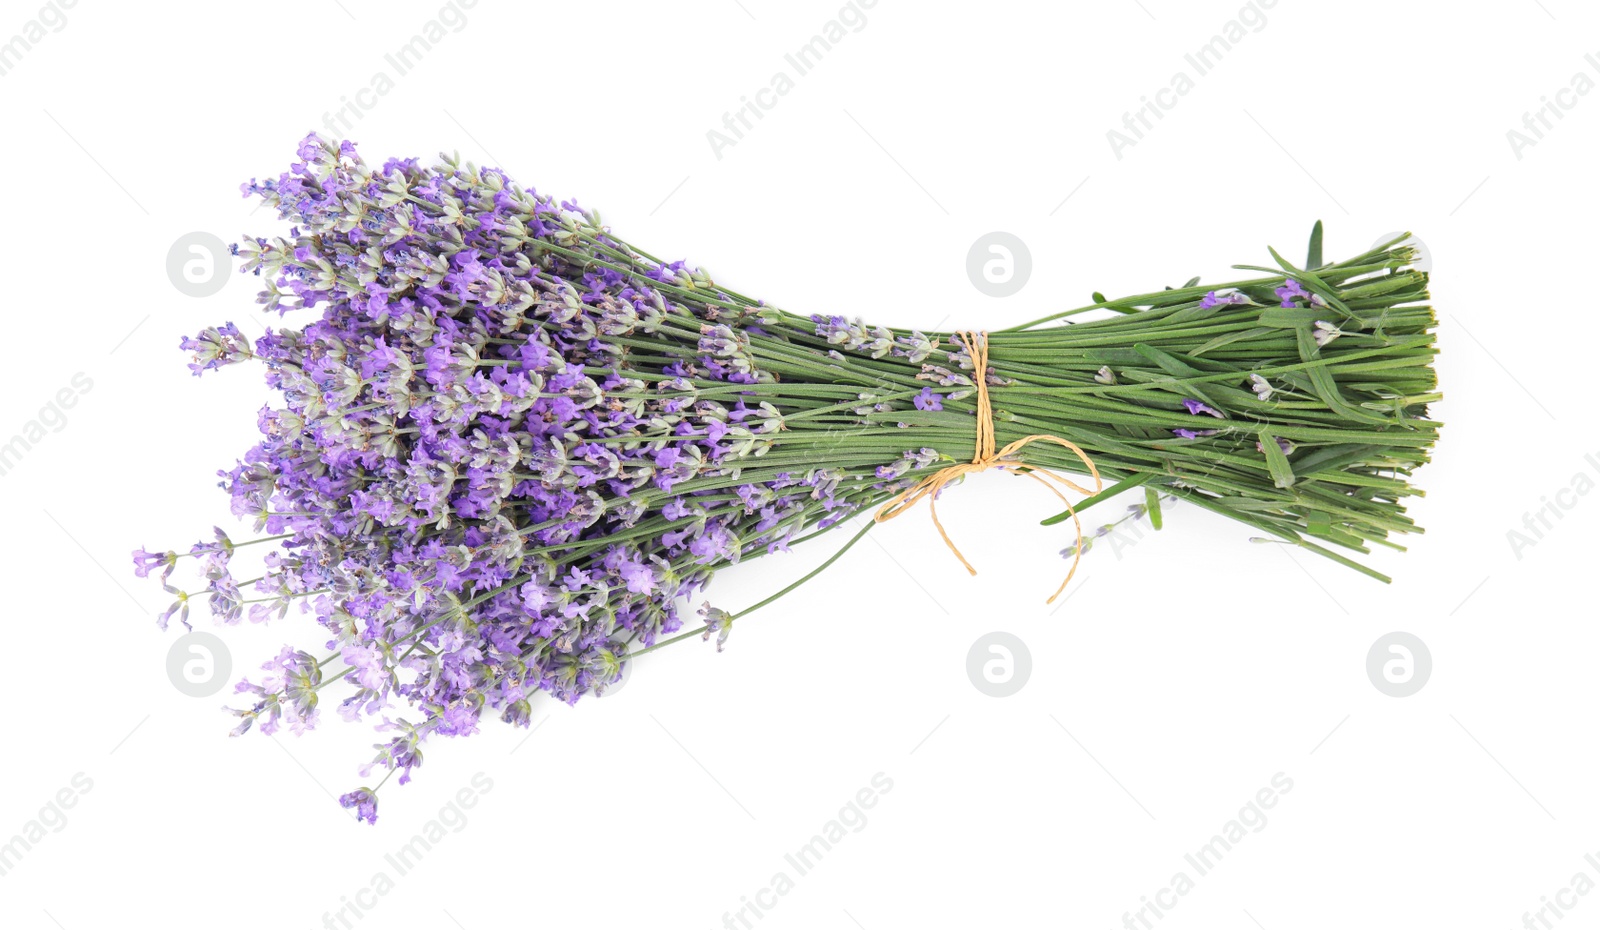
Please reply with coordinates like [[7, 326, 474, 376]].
[[1132, 343, 1224, 408], [1293, 326, 1391, 425], [1258, 307, 1325, 329], [1259, 430, 1297, 488], [1192, 326, 1275, 356], [1304, 525, 1369, 551], [1292, 443, 1383, 475], [1040, 474, 1145, 526], [1306, 220, 1324, 269], [1145, 487, 1164, 530]]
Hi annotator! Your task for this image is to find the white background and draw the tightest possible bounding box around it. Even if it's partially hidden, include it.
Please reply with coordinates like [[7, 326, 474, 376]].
[[1, 0, 1596, 928]]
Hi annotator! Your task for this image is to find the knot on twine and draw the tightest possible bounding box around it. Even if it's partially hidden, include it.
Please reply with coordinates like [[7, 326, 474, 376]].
[[873, 330, 1102, 604]]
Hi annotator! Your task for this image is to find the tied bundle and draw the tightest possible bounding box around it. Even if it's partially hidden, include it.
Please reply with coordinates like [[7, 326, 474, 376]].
[[134, 135, 1440, 823]]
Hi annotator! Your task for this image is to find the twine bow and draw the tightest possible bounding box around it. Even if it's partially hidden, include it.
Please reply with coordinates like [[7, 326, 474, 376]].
[[873, 331, 1102, 604]]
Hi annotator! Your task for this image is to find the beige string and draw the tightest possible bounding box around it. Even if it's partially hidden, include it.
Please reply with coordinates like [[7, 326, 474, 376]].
[[873, 331, 1103, 604]]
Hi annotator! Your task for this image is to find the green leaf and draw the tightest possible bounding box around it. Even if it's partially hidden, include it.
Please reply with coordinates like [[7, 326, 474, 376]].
[[1145, 487, 1164, 530], [1306, 220, 1324, 269], [1305, 526, 1370, 551], [1291, 443, 1383, 475], [1258, 307, 1325, 329], [1132, 343, 1224, 408], [1040, 474, 1145, 526], [1293, 326, 1391, 425], [1192, 326, 1275, 356], [1259, 430, 1297, 488]]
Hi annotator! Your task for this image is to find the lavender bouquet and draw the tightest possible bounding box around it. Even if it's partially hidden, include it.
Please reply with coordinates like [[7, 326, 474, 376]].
[[135, 135, 1439, 823]]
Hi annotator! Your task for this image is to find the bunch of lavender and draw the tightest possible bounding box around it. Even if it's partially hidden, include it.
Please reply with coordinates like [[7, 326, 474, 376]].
[[135, 135, 1438, 822]]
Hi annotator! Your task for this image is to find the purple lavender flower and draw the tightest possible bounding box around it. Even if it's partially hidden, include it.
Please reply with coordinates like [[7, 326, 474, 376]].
[[339, 788, 378, 825], [133, 547, 177, 581], [157, 575, 195, 631], [701, 605, 733, 652], [1275, 279, 1310, 307], [913, 387, 943, 411], [1182, 398, 1224, 418], [1200, 289, 1248, 309], [179, 323, 253, 376]]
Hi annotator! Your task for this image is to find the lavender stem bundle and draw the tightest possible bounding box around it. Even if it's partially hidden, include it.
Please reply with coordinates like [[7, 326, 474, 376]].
[[135, 136, 1438, 822]]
